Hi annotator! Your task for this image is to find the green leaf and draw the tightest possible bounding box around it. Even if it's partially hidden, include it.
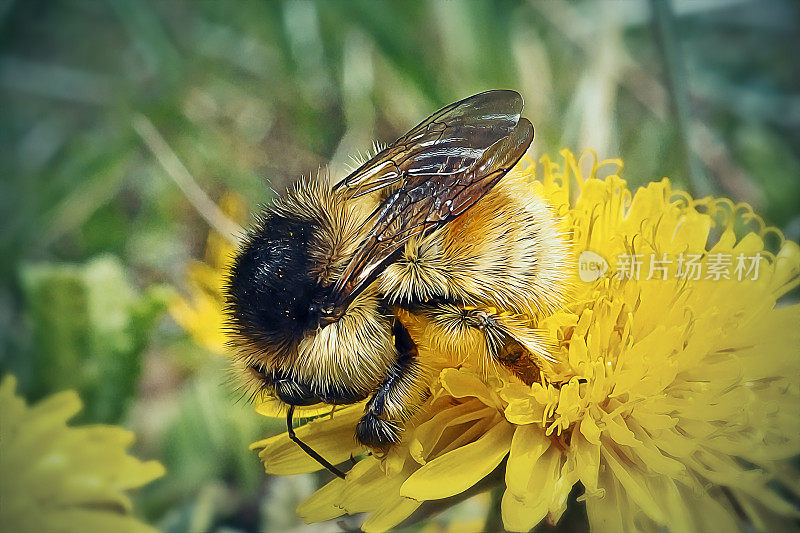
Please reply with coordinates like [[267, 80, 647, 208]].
[[19, 255, 166, 423]]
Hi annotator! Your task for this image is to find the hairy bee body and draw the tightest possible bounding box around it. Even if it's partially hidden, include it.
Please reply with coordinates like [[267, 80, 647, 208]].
[[381, 171, 570, 377], [225, 90, 570, 458], [380, 168, 569, 315], [229, 171, 569, 436], [228, 179, 397, 405]]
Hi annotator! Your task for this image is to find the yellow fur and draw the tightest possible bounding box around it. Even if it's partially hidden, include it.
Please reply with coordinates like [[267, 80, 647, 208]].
[[271, 175, 372, 286], [379, 172, 570, 317], [292, 289, 395, 396]]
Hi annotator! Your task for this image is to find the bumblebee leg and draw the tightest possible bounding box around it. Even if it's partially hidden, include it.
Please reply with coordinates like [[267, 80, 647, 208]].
[[472, 310, 541, 385], [356, 319, 426, 451], [286, 405, 346, 479], [421, 302, 541, 385]]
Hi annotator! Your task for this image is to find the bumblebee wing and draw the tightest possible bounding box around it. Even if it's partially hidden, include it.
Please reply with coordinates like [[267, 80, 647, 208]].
[[334, 89, 526, 198], [326, 93, 533, 313]]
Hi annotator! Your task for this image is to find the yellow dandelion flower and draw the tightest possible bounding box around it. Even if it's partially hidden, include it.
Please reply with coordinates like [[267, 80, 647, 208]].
[[170, 192, 248, 355], [248, 150, 800, 532], [0, 374, 164, 533]]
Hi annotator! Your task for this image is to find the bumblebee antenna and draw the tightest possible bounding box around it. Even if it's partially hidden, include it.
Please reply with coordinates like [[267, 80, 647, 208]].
[[286, 405, 346, 479]]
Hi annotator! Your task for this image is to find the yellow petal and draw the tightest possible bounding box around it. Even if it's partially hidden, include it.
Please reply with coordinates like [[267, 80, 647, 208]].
[[296, 477, 346, 522], [254, 396, 342, 418], [601, 446, 666, 524], [578, 415, 601, 445], [361, 497, 421, 533], [585, 474, 650, 533], [505, 424, 550, 496], [400, 421, 513, 500], [569, 430, 600, 495], [656, 478, 698, 533], [439, 368, 498, 408], [602, 414, 641, 447], [501, 490, 546, 533], [339, 458, 402, 513], [501, 382, 546, 425], [251, 404, 364, 475], [410, 402, 493, 465]]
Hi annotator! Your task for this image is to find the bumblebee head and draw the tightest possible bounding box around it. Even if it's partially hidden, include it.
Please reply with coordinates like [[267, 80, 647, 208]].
[[225, 213, 329, 358], [224, 207, 395, 400]]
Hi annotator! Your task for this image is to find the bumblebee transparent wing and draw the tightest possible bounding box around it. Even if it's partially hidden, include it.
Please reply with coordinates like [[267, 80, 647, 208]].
[[334, 90, 526, 198], [325, 92, 533, 315]]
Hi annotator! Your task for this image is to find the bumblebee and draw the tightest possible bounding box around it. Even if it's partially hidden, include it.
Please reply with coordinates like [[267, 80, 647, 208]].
[[224, 90, 569, 477]]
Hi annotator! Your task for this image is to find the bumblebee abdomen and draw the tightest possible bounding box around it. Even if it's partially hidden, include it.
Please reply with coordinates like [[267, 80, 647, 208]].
[[378, 173, 571, 316]]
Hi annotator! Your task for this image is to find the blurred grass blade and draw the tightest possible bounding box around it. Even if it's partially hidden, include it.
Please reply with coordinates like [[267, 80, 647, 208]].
[[133, 114, 243, 244], [650, 0, 714, 197]]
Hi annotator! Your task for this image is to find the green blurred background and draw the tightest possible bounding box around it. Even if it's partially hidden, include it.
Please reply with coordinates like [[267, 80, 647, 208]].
[[1, 1, 798, 531]]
